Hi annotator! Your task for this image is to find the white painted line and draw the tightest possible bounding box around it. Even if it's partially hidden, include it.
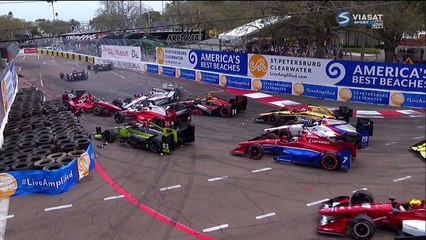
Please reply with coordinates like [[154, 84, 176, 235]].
[[306, 198, 329, 207], [414, 136, 425, 139], [0, 215, 14, 220], [356, 115, 385, 119], [208, 176, 228, 182], [104, 195, 125, 201], [356, 110, 382, 115], [37, 54, 39, 60], [385, 141, 398, 146], [269, 100, 301, 107], [397, 110, 422, 115], [393, 176, 412, 183], [255, 212, 276, 220], [0, 198, 11, 240], [352, 188, 368, 193], [113, 72, 119, 76], [416, 126, 425, 128], [40, 74, 43, 87], [160, 184, 181, 191], [202, 224, 229, 233], [251, 167, 272, 173], [44, 204, 72, 212], [23, 55, 26, 60], [18, 67, 21, 72], [119, 75, 125, 79], [244, 92, 272, 99]]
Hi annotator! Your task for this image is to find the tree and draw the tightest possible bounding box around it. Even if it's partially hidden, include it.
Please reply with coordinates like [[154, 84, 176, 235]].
[[7, 11, 13, 19], [46, 0, 58, 20]]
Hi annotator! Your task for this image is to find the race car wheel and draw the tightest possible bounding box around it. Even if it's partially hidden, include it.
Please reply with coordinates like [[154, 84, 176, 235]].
[[43, 162, 64, 171], [63, 101, 70, 110], [87, 65, 91, 70], [149, 138, 162, 153], [152, 117, 164, 128], [350, 214, 375, 240], [278, 129, 292, 139], [60, 73, 64, 79], [103, 129, 117, 143], [123, 97, 133, 105], [351, 190, 374, 205], [320, 152, 339, 171], [112, 99, 123, 107], [286, 119, 297, 125], [93, 106, 102, 116], [114, 112, 125, 123], [268, 114, 279, 125], [220, 106, 231, 118], [248, 144, 264, 160], [263, 133, 278, 139]]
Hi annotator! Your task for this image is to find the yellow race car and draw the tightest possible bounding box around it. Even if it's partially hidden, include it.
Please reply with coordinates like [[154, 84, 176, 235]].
[[255, 104, 353, 125], [410, 140, 426, 159]]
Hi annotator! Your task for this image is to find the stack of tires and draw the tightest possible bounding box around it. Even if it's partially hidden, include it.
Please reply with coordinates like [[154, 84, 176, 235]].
[[0, 88, 91, 173]]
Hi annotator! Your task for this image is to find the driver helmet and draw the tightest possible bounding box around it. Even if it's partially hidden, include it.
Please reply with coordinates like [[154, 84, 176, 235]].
[[409, 199, 422, 209], [207, 92, 213, 99]]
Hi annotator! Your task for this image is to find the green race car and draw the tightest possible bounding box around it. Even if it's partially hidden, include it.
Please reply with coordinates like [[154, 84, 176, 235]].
[[94, 121, 195, 154]]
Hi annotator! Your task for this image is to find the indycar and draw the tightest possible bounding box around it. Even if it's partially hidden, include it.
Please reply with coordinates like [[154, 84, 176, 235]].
[[231, 129, 356, 171], [87, 63, 114, 72], [167, 93, 248, 118], [94, 121, 195, 154], [262, 118, 374, 149], [318, 189, 426, 240], [410, 140, 425, 159], [255, 104, 353, 125], [60, 69, 88, 81], [62, 89, 120, 115], [115, 83, 184, 107]]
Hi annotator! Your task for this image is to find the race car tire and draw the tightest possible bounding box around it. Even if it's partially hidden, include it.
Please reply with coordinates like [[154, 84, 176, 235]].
[[0, 158, 17, 167], [43, 162, 64, 171], [87, 65, 91, 70], [103, 129, 117, 143], [47, 152, 67, 162], [278, 129, 293, 139], [152, 117, 164, 128], [13, 153, 31, 163], [32, 148, 51, 156], [343, 133, 359, 145], [75, 138, 90, 150], [149, 138, 162, 153], [286, 119, 297, 125], [220, 106, 231, 118], [34, 158, 54, 169], [349, 214, 375, 240], [56, 155, 76, 165], [112, 99, 123, 107], [0, 165, 10, 173], [263, 133, 278, 139], [93, 106, 102, 116], [114, 112, 125, 123], [320, 152, 339, 171], [11, 162, 33, 171], [60, 73, 64, 79], [63, 101, 70, 111], [248, 144, 264, 160], [67, 150, 86, 158], [123, 97, 133, 105], [268, 114, 279, 125], [59, 142, 78, 153], [38, 144, 57, 153], [351, 190, 374, 205]]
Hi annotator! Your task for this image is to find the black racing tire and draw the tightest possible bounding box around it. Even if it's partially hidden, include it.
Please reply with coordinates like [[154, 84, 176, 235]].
[[19, 148, 35, 154], [112, 99, 123, 107], [59, 142, 78, 152], [18, 141, 36, 150], [46, 152, 67, 162], [34, 158, 55, 169], [114, 112, 125, 123], [11, 162, 33, 171], [28, 155, 47, 164], [93, 106, 102, 116], [123, 97, 133, 104], [43, 162, 64, 171], [248, 144, 264, 160], [63, 101, 70, 111], [268, 114, 279, 125], [0, 159, 17, 167], [0, 165, 10, 173], [56, 155, 76, 165], [149, 138, 162, 153], [32, 148, 51, 156], [278, 128, 293, 139], [263, 132, 279, 139], [38, 144, 57, 153], [1, 145, 19, 153], [349, 214, 376, 240], [13, 153, 31, 163], [351, 190, 374, 205], [220, 106, 231, 118], [320, 152, 339, 171], [286, 119, 297, 125], [75, 138, 90, 150], [67, 150, 86, 158], [103, 129, 117, 143], [152, 117, 164, 128], [60, 73, 64, 79], [87, 65, 91, 70]]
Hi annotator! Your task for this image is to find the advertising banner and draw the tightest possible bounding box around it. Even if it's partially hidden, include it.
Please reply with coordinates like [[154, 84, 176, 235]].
[[23, 48, 38, 54], [176, 68, 195, 81], [146, 64, 159, 74], [96, 57, 143, 72], [294, 83, 338, 100], [156, 47, 248, 76], [1, 63, 18, 114], [337, 87, 390, 105], [0, 143, 95, 198], [220, 75, 252, 90], [250, 78, 292, 94], [196, 71, 219, 85], [389, 91, 426, 108], [101, 45, 142, 62], [159, 66, 176, 77]]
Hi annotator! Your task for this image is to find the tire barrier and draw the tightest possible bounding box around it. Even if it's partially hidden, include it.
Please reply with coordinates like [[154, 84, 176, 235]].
[[0, 87, 92, 172]]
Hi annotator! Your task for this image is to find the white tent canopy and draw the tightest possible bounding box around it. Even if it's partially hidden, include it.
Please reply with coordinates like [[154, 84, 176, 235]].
[[218, 16, 290, 42]]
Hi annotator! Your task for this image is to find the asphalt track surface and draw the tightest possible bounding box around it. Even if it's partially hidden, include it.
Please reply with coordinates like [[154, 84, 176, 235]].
[[5, 54, 425, 240]]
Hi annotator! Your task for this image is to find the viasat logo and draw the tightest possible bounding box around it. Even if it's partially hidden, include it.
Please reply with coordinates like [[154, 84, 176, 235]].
[[0, 173, 17, 198], [391, 92, 405, 106], [337, 11, 353, 27], [156, 48, 165, 65], [249, 54, 268, 78]]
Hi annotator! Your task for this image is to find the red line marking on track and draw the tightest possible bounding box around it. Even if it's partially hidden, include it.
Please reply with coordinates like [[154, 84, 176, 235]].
[[94, 160, 215, 240]]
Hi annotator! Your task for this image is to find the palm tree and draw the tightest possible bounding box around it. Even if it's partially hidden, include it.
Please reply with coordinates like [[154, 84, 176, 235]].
[[46, 0, 58, 20], [7, 11, 13, 19]]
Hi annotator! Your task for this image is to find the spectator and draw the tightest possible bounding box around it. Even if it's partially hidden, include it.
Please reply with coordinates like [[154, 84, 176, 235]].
[[338, 50, 344, 60]]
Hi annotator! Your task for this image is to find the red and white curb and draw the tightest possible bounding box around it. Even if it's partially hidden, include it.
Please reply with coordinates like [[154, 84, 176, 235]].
[[224, 88, 425, 119]]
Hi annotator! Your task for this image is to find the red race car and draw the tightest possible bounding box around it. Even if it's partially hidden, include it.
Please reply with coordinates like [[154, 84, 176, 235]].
[[318, 190, 426, 239], [62, 89, 121, 116], [167, 93, 247, 118], [231, 129, 357, 171]]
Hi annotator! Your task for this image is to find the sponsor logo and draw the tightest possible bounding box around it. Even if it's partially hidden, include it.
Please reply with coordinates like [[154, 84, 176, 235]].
[[219, 75, 227, 86], [336, 12, 353, 27], [156, 47, 165, 65], [339, 88, 353, 101], [158, 65, 163, 75], [293, 83, 305, 96], [78, 152, 91, 179], [390, 92, 405, 106], [252, 78, 263, 91], [326, 61, 346, 82], [175, 68, 181, 78], [337, 11, 383, 29], [0, 173, 17, 198], [196, 71, 202, 82], [249, 54, 268, 78]]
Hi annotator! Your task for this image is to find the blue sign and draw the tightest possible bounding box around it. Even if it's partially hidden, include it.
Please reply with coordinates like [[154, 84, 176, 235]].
[[259, 79, 292, 94], [146, 64, 159, 74], [179, 69, 195, 81], [193, 50, 247, 76], [329, 60, 426, 92], [200, 72, 219, 85], [162, 66, 175, 77], [401, 93, 426, 108], [225, 76, 251, 90], [347, 88, 390, 105], [301, 84, 337, 100]]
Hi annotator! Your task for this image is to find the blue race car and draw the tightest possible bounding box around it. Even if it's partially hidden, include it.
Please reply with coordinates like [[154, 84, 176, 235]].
[[60, 70, 89, 81]]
